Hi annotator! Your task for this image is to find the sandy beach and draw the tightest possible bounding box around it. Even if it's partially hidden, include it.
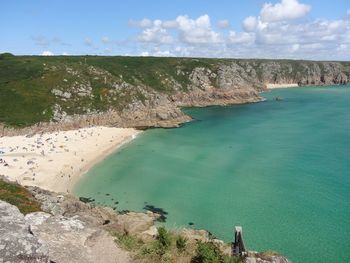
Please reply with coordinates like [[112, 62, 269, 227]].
[[266, 83, 299, 89], [0, 127, 141, 193]]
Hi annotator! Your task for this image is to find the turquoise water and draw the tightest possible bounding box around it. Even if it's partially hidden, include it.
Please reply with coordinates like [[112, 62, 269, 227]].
[[74, 86, 350, 263]]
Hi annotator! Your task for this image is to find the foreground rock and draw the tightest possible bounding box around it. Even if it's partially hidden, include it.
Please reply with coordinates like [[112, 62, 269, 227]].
[[0, 200, 131, 263], [0, 201, 49, 263]]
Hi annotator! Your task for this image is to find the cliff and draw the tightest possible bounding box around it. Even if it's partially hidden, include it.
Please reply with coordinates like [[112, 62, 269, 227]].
[[1, 54, 350, 135]]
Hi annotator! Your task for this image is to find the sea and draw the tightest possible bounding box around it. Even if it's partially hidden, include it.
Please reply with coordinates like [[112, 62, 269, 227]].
[[74, 85, 350, 263]]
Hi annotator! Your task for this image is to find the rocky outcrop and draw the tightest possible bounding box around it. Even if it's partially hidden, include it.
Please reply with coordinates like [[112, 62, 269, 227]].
[[0, 199, 131, 263], [245, 252, 291, 263], [0, 201, 49, 263]]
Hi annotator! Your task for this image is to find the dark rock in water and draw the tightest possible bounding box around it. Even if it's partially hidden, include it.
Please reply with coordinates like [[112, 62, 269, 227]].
[[105, 193, 110, 196], [188, 222, 194, 226], [208, 231, 217, 240], [143, 204, 168, 222], [114, 201, 119, 205], [119, 210, 130, 214], [79, 197, 95, 203]]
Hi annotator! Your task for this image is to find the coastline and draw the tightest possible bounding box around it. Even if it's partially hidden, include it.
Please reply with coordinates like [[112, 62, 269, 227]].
[[0, 82, 320, 194], [0, 126, 141, 193]]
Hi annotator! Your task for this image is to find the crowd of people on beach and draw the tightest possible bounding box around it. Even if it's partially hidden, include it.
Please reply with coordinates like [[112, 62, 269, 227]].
[[0, 158, 9, 167], [0, 126, 138, 193]]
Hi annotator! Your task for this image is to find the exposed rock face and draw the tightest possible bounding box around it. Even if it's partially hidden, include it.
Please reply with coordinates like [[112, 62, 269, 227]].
[[0, 201, 49, 263], [0, 199, 131, 263], [245, 252, 291, 263], [27, 186, 159, 239], [1, 59, 349, 136]]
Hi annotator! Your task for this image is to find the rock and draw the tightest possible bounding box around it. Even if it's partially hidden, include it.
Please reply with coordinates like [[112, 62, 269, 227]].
[[0, 199, 132, 263], [179, 228, 211, 242], [0, 200, 50, 263], [246, 257, 257, 263], [247, 251, 292, 263], [114, 211, 159, 237]]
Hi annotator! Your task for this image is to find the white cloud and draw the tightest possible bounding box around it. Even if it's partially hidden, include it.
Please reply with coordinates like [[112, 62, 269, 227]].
[[260, 0, 311, 22], [154, 50, 174, 57], [163, 20, 178, 28], [62, 52, 69, 55], [129, 9, 350, 60], [41, 51, 54, 56], [139, 50, 174, 57], [217, 20, 230, 29], [129, 18, 153, 28], [347, 9, 350, 16], [243, 16, 258, 32], [135, 15, 222, 45], [229, 31, 255, 44], [137, 20, 173, 44], [140, 51, 150, 56], [175, 15, 223, 44]]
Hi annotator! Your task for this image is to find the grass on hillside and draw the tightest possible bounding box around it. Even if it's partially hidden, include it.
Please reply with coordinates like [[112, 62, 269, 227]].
[[0, 178, 41, 214]]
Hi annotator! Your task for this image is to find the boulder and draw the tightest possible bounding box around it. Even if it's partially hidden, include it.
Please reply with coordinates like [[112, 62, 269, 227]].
[[0, 200, 131, 263], [0, 201, 50, 263]]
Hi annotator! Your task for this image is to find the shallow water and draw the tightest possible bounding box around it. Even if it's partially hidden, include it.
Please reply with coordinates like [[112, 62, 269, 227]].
[[74, 86, 350, 263]]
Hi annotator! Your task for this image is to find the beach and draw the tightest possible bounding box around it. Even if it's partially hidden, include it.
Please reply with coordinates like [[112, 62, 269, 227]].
[[266, 83, 299, 89], [0, 126, 141, 193]]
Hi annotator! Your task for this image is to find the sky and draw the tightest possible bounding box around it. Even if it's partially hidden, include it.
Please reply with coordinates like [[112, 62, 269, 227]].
[[1, 0, 350, 60]]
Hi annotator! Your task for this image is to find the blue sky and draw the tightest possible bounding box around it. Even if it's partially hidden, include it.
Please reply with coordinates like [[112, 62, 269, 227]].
[[1, 0, 350, 60]]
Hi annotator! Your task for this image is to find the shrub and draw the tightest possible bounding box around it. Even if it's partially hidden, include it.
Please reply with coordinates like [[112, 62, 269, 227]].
[[176, 235, 188, 252], [157, 226, 172, 249], [114, 232, 144, 251], [191, 241, 226, 263]]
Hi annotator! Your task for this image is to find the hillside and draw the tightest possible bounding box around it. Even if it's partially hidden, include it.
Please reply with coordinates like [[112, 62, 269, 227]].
[[1, 53, 349, 133]]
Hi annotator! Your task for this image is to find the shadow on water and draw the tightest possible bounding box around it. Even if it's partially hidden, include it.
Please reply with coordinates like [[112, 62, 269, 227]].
[[143, 204, 168, 222]]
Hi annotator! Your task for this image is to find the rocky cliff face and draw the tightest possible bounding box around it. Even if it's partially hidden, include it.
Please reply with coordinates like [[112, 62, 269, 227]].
[[1, 57, 350, 135]]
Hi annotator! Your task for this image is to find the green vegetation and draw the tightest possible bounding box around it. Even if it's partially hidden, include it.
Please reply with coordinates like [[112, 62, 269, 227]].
[[0, 178, 41, 214], [0, 54, 218, 127], [113, 225, 239, 263], [176, 235, 188, 252], [1, 53, 349, 128], [191, 241, 234, 263], [114, 232, 145, 251], [157, 226, 172, 249]]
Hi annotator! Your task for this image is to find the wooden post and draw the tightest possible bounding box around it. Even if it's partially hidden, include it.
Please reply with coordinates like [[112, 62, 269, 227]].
[[232, 226, 247, 258]]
